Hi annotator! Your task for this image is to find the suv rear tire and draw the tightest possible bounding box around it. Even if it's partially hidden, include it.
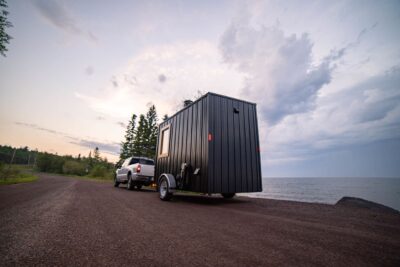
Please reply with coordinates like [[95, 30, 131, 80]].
[[127, 174, 134, 190], [114, 175, 120, 187]]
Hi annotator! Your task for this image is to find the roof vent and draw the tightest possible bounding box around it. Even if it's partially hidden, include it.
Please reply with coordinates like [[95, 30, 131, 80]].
[[184, 100, 193, 107]]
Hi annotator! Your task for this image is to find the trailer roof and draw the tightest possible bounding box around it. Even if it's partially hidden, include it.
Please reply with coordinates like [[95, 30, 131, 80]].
[[161, 92, 256, 125]]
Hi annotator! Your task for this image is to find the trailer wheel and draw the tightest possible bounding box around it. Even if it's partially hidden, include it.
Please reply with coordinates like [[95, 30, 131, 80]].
[[159, 177, 172, 201], [114, 175, 120, 187], [136, 185, 142, 190], [221, 193, 235, 199], [127, 174, 133, 190]]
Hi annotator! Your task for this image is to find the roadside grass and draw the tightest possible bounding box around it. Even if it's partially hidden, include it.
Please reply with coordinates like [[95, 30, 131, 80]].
[[0, 173, 38, 185], [0, 164, 38, 185]]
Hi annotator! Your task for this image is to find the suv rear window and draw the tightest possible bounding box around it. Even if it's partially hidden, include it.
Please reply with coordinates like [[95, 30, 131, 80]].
[[129, 158, 139, 165], [140, 159, 154, 165]]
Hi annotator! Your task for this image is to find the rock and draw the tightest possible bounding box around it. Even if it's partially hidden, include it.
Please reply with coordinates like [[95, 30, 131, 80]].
[[335, 196, 399, 214]]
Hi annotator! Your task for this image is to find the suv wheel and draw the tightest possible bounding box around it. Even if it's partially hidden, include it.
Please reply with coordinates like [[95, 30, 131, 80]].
[[127, 174, 133, 190], [114, 175, 120, 187], [159, 178, 172, 201]]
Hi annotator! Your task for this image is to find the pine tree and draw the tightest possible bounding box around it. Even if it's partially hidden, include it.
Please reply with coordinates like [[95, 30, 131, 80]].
[[94, 147, 100, 162], [144, 105, 158, 158], [88, 151, 93, 170], [0, 0, 12, 57], [132, 114, 147, 157], [119, 114, 137, 162]]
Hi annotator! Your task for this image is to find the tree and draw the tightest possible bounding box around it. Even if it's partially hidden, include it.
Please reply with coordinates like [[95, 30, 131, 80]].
[[0, 0, 12, 57], [88, 151, 93, 169], [93, 147, 100, 162], [132, 114, 147, 157], [144, 105, 158, 158], [119, 114, 137, 162]]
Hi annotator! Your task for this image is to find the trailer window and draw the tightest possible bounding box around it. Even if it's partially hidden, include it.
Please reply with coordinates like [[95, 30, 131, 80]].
[[159, 126, 170, 157]]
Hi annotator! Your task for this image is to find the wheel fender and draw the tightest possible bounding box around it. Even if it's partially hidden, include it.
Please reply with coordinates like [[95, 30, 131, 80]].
[[159, 174, 176, 192]]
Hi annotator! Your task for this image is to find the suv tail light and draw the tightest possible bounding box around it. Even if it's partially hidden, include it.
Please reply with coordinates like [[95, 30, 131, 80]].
[[136, 164, 141, 173]]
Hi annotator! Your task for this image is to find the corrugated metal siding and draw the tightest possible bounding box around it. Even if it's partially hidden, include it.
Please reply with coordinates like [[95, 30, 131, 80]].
[[155, 96, 209, 193], [208, 94, 262, 193], [155, 93, 262, 194]]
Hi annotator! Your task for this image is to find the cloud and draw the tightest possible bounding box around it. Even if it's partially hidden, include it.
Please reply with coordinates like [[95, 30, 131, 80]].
[[219, 7, 399, 169], [14, 122, 64, 135], [75, 41, 243, 118], [158, 74, 167, 83], [69, 140, 120, 155], [220, 20, 342, 124], [111, 76, 118, 88], [33, 0, 97, 42], [85, 66, 94, 76], [14, 121, 120, 155], [264, 66, 400, 163], [116, 121, 126, 128]]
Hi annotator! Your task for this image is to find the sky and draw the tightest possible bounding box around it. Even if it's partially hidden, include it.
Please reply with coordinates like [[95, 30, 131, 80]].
[[0, 0, 399, 177]]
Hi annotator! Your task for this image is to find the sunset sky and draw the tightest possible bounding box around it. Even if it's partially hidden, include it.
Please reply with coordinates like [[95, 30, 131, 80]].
[[0, 0, 399, 177]]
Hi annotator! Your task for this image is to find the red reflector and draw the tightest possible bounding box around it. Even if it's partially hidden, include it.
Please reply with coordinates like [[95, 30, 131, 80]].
[[208, 133, 212, 141]]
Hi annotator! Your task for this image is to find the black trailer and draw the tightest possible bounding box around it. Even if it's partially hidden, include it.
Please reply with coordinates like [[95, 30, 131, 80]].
[[155, 92, 262, 200]]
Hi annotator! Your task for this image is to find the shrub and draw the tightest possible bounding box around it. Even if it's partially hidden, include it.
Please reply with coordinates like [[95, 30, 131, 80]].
[[88, 165, 113, 180], [62, 160, 86, 176], [0, 164, 21, 179]]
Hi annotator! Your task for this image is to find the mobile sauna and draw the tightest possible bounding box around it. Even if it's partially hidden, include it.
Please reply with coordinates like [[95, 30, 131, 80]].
[[156, 92, 262, 200]]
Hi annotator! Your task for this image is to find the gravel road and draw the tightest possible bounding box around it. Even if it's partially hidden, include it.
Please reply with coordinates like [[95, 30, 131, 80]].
[[0, 173, 399, 266]]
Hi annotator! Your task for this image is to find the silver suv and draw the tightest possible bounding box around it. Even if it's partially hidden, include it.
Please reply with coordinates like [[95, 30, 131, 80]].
[[114, 157, 155, 190]]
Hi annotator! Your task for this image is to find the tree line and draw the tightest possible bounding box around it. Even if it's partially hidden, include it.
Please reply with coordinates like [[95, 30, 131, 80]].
[[118, 104, 167, 166], [0, 145, 115, 179]]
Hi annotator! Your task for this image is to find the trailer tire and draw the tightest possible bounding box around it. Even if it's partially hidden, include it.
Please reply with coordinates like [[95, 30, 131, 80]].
[[221, 193, 235, 199], [127, 173, 133, 190], [159, 177, 172, 201], [136, 184, 142, 190]]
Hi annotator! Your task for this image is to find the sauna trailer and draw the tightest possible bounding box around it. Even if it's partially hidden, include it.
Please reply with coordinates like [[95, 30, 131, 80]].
[[155, 92, 262, 200]]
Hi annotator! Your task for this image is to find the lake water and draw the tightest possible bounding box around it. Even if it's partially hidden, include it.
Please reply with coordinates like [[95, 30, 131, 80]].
[[242, 177, 400, 211]]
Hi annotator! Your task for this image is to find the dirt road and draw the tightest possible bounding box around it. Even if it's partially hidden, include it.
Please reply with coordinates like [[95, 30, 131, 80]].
[[0, 173, 399, 266]]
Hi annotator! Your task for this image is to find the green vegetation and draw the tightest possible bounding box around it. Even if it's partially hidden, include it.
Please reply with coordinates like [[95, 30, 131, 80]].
[[35, 148, 114, 180], [0, 164, 38, 185], [0, 145, 115, 181], [0, 0, 12, 57], [118, 104, 159, 165]]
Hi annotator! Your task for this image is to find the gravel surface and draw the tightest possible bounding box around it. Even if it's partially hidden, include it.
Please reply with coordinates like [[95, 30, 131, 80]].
[[0, 173, 399, 266]]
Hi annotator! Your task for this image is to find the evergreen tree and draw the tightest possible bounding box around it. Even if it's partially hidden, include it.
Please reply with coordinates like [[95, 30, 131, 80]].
[[88, 151, 93, 169], [0, 0, 12, 57], [144, 105, 158, 158], [132, 114, 147, 157], [119, 114, 137, 162], [94, 147, 100, 162]]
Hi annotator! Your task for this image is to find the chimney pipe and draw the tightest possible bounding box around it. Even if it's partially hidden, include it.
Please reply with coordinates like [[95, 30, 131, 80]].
[[184, 100, 193, 107]]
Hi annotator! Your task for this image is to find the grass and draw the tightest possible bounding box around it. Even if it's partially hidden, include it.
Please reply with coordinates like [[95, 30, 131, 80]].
[[0, 164, 38, 185], [0, 173, 38, 185]]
